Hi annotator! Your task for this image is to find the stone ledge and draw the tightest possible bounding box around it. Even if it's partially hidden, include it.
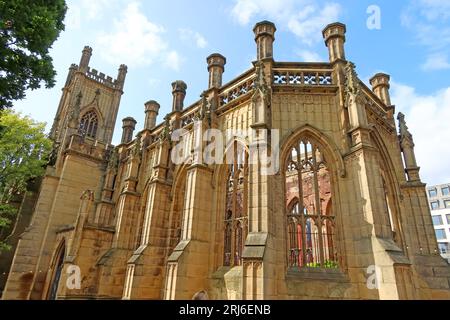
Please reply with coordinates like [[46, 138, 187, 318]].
[[286, 267, 349, 282]]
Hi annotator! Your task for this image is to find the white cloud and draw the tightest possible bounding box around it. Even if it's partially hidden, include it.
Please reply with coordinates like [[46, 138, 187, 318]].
[[179, 28, 208, 48], [417, 0, 450, 20], [402, 0, 450, 69], [95, 1, 181, 69], [80, 0, 111, 20], [421, 53, 450, 71], [148, 78, 161, 88], [165, 51, 183, 71], [65, 5, 81, 30], [392, 82, 450, 185], [65, 0, 119, 30], [288, 3, 341, 46], [230, 0, 341, 45], [297, 50, 323, 62]]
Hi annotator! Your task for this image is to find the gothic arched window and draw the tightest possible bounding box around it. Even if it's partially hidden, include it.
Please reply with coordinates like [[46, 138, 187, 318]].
[[48, 242, 65, 300], [285, 138, 338, 269], [79, 110, 99, 139], [223, 141, 249, 267]]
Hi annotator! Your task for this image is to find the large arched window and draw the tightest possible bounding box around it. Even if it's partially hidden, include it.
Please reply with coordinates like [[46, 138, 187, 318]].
[[223, 141, 249, 267], [285, 138, 338, 268], [79, 110, 99, 139]]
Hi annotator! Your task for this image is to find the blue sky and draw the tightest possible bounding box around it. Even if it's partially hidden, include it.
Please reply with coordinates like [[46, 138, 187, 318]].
[[13, 0, 450, 185]]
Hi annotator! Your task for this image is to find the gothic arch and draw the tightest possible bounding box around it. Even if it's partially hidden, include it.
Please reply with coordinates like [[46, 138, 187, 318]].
[[170, 163, 190, 201], [281, 126, 344, 269], [370, 127, 405, 247], [45, 239, 66, 300], [167, 164, 189, 253], [280, 124, 346, 178], [79, 108, 101, 139], [212, 139, 249, 268]]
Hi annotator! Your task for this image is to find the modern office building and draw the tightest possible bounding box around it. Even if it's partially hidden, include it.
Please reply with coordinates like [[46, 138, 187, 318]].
[[427, 184, 450, 263]]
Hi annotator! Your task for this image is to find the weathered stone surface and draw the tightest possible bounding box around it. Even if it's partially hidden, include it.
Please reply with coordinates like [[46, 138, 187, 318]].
[[3, 21, 450, 301]]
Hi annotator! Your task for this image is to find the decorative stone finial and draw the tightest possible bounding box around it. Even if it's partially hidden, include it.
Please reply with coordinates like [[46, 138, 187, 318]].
[[370, 73, 392, 106], [117, 64, 128, 90], [121, 117, 137, 144], [172, 80, 187, 112], [345, 62, 360, 96], [144, 100, 160, 130], [322, 22, 346, 62], [79, 46, 92, 73], [207, 53, 226, 88], [397, 112, 421, 182], [253, 21, 276, 60]]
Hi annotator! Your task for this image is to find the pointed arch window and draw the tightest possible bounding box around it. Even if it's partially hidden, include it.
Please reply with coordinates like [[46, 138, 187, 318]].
[[285, 139, 338, 269], [223, 141, 249, 267], [48, 242, 65, 300], [79, 110, 99, 139]]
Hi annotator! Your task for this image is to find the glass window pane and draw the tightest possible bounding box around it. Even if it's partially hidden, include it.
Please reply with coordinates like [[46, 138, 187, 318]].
[[435, 229, 447, 240], [431, 201, 439, 210], [447, 214, 450, 224], [442, 187, 450, 196], [433, 216, 443, 226], [444, 200, 450, 209], [438, 243, 449, 254], [429, 189, 438, 198]]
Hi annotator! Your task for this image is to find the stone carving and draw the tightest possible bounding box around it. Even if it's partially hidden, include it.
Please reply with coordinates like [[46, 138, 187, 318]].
[[397, 112, 413, 143], [107, 147, 119, 171], [47, 141, 61, 167], [345, 62, 360, 95], [132, 134, 142, 158], [344, 62, 361, 108], [253, 61, 269, 96], [160, 116, 172, 142], [68, 91, 83, 128]]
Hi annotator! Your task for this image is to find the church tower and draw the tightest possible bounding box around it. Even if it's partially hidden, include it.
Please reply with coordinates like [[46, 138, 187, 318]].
[[2, 47, 127, 300]]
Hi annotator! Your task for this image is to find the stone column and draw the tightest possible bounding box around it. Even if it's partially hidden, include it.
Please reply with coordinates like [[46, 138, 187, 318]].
[[117, 64, 128, 91], [370, 73, 392, 106], [144, 100, 160, 130], [207, 54, 226, 89], [79, 46, 92, 73], [172, 81, 187, 112], [322, 22, 346, 63], [121, 117, 137, 144], [253, 21, 276, 60]]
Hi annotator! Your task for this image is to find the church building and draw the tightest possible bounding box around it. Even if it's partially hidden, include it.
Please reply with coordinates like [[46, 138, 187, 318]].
[[3, 21, 450, 300]]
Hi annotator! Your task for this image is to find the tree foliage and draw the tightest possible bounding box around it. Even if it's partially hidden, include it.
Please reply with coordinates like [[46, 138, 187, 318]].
[[0, 0, 67, 109], [0, 110, 52, 252]]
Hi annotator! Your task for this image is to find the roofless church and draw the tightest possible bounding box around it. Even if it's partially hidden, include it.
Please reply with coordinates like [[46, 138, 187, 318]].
[[3, 21, 450, 300]]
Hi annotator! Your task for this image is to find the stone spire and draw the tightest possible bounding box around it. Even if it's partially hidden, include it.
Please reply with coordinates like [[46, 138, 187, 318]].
[[79, 46, 92, 73]]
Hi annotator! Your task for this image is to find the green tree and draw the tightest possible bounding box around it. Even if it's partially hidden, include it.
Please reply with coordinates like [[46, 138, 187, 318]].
[[0, 110, 52, 252], [0, 0, 67, 110]]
